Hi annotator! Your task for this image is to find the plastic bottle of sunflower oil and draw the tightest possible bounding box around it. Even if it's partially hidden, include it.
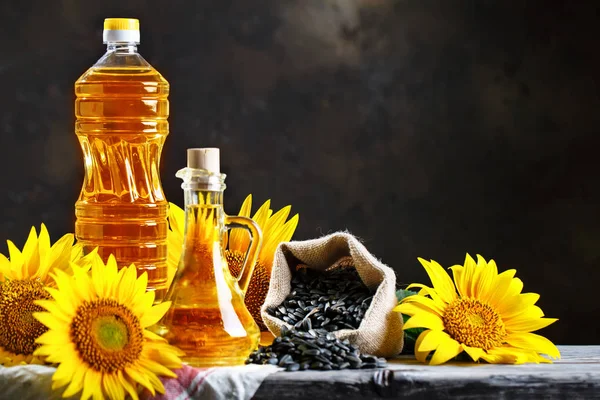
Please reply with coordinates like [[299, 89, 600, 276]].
[[74, 18, 170, 302]]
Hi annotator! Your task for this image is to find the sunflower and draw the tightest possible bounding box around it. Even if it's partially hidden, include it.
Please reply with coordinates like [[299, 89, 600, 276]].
[[0, 224, 92, 366], [167, 195, 299, 330], [395, 254, 560, 365], [34, 254, 183, 400]]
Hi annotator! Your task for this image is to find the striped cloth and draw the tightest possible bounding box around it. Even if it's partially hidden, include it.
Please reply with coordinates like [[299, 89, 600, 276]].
[[0, 364, 278, 400], [149, 364, 279, 400]]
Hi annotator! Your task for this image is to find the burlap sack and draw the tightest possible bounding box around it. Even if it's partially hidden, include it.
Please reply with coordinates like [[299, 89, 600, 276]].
[[261, 232, 403, 357]]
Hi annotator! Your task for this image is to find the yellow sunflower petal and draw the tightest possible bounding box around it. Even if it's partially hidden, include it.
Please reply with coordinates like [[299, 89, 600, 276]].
[[503, 305, 544, 326], [505, 332, 560, 359], [252, 199, 272, 230], [102, 255, 121, 297], [414, 330, 433, 363], [52, 269, 81, 301], [394, 302, 428, 317], [22, 226, 40, 279], [429, 335, 462, 365], [146, 370, 167, 394], [33, 312, 65, 331], [90, 260, 108, 297], [125, 366, 155, 395], [473, 255, 496, 301], [34, 299, 71, 323], [117, 264, 139, 304], [92, 390, 105, 400], [480, 349, 512, 364], [483, 346, 534, 364], [155, 347, 186, 367], [139, 301, 172, 328], [237, 194, 253, 218], [104, 373, 126, 400], [38, 223, 51, 264], [70, 242, 84, 264], [229, 195, 255, 252], [51, 354, 79, 389], [498, 293, 541, 319], [449, 265, 466, 297], [485, 258, 498, 277], [44, 287, 77, 316], [81, 369, 103, 400], [35, 329, 70, 346], [404, 283, 447, 309], [418, 329, 451, 352], [405, 283, 432, 293], [462, 253, 477, 297], [143, 329, 168, 342], [400, 292, 445, 316], [263, 205, 291, 234], [504, 315, 557, 333], [61, 363, 87, 397], [259, 211, 299, 269], [505, 277, 524, 298], [486, 269, 517, 309], [168, 202, 186, 236], [403, 312, 445, 331], [462, 344, 485, 362], [71, 270, 94, 303], [417, 258, 457, 304], [276, 213, 299, 243], [6, 240, 24, 279], [46, 233, 76, 275], [131, 291, 156, 314], [138, 357, 178, 379], [134, 270, 149, 298], [117, 370, 139, 400], [0, 253, 12, 280]]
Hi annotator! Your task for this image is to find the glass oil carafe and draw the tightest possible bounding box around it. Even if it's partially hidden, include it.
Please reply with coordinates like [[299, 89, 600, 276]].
[[157, 148, 263, 367]]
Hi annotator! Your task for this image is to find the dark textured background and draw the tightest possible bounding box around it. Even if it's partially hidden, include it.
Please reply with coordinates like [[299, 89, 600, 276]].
[[1, 0, 599, 344]]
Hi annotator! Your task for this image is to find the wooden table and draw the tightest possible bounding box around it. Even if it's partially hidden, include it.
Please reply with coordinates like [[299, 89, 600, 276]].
[[253, 346, 600, 399]]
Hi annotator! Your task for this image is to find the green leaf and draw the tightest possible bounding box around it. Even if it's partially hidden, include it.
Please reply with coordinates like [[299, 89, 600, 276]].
[[396, 289, 418, 302]]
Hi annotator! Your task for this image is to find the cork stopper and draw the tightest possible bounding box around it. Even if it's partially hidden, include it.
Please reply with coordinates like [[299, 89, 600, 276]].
[[186, 148, 220, 173]]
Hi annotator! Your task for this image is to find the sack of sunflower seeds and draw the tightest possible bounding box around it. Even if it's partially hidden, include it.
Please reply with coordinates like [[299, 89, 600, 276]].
[[261, 232, 404, 357]]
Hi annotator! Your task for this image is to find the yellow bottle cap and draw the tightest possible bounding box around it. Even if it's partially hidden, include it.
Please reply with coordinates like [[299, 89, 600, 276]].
[[104, 18, 139, 31], [103, 18, 141, 44]]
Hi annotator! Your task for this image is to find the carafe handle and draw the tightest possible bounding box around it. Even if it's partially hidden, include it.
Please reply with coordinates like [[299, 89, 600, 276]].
[[224, 215, 263, 294]]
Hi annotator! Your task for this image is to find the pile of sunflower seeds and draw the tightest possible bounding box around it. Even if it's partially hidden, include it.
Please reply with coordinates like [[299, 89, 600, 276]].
[[249, 265, 386, 371], [265, 266, 373, 332], [246, 325, 387, 371]]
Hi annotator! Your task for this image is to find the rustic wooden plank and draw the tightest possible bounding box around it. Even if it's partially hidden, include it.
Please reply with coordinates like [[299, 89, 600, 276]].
[[253, 346, 600, 399]]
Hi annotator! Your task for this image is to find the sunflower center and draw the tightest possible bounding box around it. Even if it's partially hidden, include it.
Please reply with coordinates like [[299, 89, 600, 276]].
[[92, 316, 129, 351], [71, 298, 144, 372], [0, 279, 50, 355], [226, 249, 270, 331], [442, 298, 506, 350]]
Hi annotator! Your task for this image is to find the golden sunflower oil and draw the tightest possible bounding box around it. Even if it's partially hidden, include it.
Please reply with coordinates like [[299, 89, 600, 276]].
[[74, 18, 169, 301], [155, 149, 262, 367], [161, 207, 260, 366]]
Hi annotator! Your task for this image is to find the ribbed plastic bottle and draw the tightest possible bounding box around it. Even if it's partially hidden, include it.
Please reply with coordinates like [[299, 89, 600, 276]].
[[75, 18, 170, 301]]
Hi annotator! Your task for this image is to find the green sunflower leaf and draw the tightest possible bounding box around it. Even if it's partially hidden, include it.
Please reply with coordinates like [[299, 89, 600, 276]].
[[396, 289, 418, 302]]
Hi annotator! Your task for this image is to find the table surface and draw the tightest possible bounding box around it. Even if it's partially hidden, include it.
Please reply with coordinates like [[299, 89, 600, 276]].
[[253, 345, 600, 399]]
